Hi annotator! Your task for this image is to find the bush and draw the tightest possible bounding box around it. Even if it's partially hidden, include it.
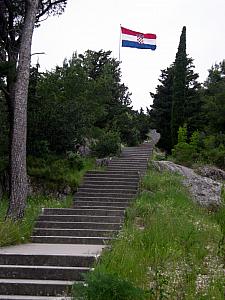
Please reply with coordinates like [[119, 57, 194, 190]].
[[120, 127, 140, 147], [172, 126, 200, 166], [72, 271, 149, 300], [172, 142, 194, 166], [202, 144, 225, 169], [67, 152, 84, 170], [91, 131, 121, 158]]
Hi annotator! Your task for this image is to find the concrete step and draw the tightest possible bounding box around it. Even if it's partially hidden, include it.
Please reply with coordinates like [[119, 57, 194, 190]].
[[0, 265, 90, 281], [85, 170, 139, 176], [122, 149, 151, 152], [79, 183, 138, 190], [73, 204, 129, 210], [121, 152, 150, 155], [76, 189, 137, 196], [0, 279, 74, 296], [83, 178, 139, 184], [106, 168, 145, 173], [33, 228, 117, 238], [0, 254, 95, 267], [0, 296, 71, 300], [107, 165, 147, 169], [35, 221, 122, 230], [107, 164, 147, 169], [108, 160, 147, 165], [123, 145, 151, 149], [122, 151, 150, 154], [31, 236, 112, 245], [74, 195, 133, 202], [42, 208, 124, 217], [38, 214, 124, 223], [111, 157, 148, 161]]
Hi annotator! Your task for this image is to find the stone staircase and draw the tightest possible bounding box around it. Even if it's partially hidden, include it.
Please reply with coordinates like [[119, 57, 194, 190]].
[[0, 143, 152, 299]]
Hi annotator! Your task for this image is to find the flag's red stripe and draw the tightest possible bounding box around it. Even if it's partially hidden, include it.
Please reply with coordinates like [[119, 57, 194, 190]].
[[121, 26, 156, 39]]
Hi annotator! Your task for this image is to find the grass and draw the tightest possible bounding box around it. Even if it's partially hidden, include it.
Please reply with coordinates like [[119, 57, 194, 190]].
[[74, 167, 225, 299], [0, 195, 73, 247], [27, 154, 96, 191]]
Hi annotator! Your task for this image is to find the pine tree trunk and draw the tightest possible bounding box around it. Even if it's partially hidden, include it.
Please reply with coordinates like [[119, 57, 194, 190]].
[[7, 0, 39, 220]]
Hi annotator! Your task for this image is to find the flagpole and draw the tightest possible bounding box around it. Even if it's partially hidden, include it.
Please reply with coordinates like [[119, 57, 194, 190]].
[[119, 24, 122, 62]]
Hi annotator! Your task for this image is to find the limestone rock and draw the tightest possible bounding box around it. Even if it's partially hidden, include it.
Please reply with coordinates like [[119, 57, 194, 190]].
[[152, 160, 222, 209], [148, 129, 161, 146], [195, 165, 225, 181], [96, 157, 111, 167]]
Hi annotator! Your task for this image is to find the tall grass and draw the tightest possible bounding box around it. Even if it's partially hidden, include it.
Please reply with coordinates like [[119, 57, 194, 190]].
[[0, 195, 73, 247], [75, 168, 225, 299]]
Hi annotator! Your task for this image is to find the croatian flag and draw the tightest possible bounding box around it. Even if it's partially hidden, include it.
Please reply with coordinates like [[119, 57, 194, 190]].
[[121, 26, 156, 50]]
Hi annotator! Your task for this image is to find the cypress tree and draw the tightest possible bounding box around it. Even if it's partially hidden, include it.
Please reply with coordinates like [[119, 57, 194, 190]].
[[171, 26, 188, 147], [149, 65, 174, 152], [149, 26, 201, 152]]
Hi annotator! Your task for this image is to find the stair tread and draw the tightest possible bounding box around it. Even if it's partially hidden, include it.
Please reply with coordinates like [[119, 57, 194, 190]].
[[34, 228, 116, 232], [0, 265, 90, 270], [0, 296, 72, 300], [31, 236, 113, 239], [0, 279, 74, 284], [43, 208, 125, 212]]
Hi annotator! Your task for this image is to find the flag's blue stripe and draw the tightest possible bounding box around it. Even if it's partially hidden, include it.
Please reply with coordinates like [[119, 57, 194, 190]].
[[122, 40, 156, 50]]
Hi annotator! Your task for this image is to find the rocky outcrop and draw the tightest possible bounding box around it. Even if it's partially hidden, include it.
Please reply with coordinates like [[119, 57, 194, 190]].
[[152, 160, 223, 209], [195, 165, 225, 181], [148, 129, 161, 145]]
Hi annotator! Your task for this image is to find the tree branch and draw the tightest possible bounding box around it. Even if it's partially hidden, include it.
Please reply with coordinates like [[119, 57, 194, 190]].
[[36, 0, 67, 20], [3, 0, 16, 46], [31, 52, 45, 56]]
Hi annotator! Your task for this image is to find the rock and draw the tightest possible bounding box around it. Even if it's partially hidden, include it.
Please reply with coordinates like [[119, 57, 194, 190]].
[[148, 129, 161, 146], [77, 144, 91, 157], [195, 165, 225, 181], [152, 160, 223, 209], [96, 157, 111, 167], [63, 185, 72, 195]]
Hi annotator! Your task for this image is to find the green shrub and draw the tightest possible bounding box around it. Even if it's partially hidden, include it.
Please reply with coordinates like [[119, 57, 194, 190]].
[[190, 130, 200, 150], [67, 152, 84, 170], [91, 131, 121, 158], [72, 271, 149, 300], [120, 127, 140, 147], [177, 124, 188, 143], [172, 126, 201, 166], [203, 146, 225, 169], [172, 142, 195, 166]]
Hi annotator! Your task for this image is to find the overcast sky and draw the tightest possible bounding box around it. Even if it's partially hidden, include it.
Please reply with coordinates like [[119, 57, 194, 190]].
[[31, 0, 225, 110]]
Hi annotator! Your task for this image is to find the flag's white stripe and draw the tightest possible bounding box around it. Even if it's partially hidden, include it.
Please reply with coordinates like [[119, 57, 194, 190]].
[[122, 33, 156, 45]]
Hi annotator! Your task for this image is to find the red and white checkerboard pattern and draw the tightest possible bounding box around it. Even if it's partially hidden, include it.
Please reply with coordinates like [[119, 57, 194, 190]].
[[137, 34, 144, 44]]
